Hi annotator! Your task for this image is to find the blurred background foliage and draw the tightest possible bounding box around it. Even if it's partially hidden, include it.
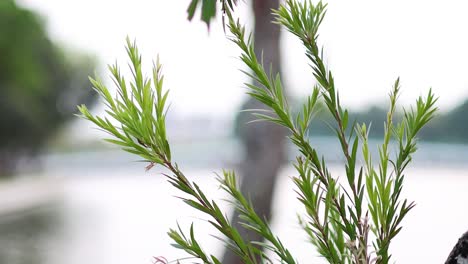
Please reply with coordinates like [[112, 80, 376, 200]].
[[308, 101, 468, 142], [0, 0, 96, 176], [236, 97, 468, 143]]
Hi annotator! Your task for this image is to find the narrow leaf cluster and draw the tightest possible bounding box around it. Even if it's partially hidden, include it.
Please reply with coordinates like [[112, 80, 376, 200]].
[[225, 0, 437, 263], [79, 37, 295, 264], [78, 37, 171, 167], [79, 1, 438, 263]]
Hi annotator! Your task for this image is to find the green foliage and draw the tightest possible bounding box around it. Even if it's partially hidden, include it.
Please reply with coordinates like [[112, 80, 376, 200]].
[[79, 37, 295, 264], [79, 0, 438, 263], [187, 0, 237, 28], [420, 99, 468, 142], [0, 0, 96, 175], [80, 38, 170, 166]]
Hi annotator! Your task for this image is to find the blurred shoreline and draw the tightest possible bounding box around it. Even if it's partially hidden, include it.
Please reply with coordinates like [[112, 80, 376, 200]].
[[41, 135, 468, 175], [2, 135, 468, 264], [2, 164, 468, 264]]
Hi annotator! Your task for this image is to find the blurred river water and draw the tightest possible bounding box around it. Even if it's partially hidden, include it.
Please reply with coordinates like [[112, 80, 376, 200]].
[[1, 137, 468, 264]]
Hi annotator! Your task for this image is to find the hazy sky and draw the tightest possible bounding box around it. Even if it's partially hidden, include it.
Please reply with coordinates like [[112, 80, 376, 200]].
[[18, 0, 468, 117]]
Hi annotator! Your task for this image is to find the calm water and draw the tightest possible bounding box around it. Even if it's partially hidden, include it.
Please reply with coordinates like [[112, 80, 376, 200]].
[[1, 138, 468, 263]]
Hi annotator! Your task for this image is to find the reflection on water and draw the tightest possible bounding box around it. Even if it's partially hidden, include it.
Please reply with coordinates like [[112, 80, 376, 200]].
[[1, 138, 468, 263], [0, 204, 63, 264], [3, 167, 468, 264]]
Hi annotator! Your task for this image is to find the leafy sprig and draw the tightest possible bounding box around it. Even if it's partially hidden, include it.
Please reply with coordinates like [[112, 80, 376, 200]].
[[226, 0, 437, 262], [78, 37, 171, 166], [80, 1, 438, 263], [79, 37, 295, 264]]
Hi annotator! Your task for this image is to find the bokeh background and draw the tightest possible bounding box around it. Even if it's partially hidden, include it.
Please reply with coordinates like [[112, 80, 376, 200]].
[[2, 0, 468, 263]]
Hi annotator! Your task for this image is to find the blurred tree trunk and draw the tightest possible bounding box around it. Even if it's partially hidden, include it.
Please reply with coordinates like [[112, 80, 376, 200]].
[[223, 0, 285, 263]]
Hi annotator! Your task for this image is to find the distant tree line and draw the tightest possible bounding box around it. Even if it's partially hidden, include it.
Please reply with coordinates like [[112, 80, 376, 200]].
[[420, 100, 468, 142], [299, 98, 468, 143]]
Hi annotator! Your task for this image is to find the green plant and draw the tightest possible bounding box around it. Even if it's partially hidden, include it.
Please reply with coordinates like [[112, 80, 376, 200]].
[[78, 1, 437, 263]]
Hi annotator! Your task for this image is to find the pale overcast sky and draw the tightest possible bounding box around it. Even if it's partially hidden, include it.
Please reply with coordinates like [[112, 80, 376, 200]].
[[18, 0, 468, 117]]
